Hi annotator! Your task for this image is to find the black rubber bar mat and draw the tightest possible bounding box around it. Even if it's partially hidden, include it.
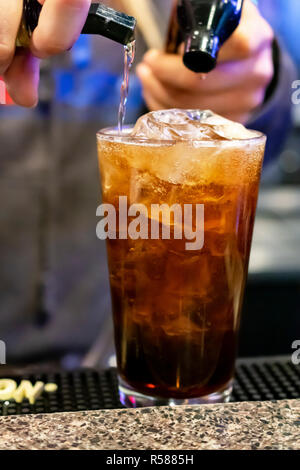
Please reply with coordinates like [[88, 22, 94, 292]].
[[1, 357, 299, 416]]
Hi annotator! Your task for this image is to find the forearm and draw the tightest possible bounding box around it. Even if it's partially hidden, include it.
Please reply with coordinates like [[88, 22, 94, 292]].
[[247, 40, 297, 164]]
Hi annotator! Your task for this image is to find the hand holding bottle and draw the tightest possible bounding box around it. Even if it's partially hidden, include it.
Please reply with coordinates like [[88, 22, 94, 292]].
[[137, 0, 275, 124], [0, 0, 91, 107]]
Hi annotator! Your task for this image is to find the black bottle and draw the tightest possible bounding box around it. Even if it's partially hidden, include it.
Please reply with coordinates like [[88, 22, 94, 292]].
[[17, 0, 136, 48], [166, 0, 244, 73]]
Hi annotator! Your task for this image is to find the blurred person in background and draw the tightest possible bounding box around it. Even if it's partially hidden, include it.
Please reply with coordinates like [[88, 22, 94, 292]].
[[256, 0, 300, 184], [0, 0, 296, 369]]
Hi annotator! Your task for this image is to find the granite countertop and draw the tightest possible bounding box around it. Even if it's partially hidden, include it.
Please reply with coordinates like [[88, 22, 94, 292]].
[[0, 399, 299, 450]]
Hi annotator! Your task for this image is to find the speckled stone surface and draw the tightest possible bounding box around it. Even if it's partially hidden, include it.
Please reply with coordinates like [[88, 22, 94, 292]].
[[0, 400, 299, 450]]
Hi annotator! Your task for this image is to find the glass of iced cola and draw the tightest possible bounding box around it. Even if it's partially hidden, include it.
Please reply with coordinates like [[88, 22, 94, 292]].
[[97, 110, 266, 407]]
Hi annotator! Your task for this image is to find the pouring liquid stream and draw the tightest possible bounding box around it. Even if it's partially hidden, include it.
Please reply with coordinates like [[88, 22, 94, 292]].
[[118, 40, 136, 133]]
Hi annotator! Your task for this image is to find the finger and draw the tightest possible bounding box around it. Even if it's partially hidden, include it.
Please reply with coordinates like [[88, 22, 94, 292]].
[[137, 61, 207, 109], [143, 90, 165, 112], [137, 63, 175, 109], [0, 0, 23, 74], [143, 84, 254, 125], [4, 48, 40, 107], [31, 0, 91, 59], [221, 112, 252, 125], [203, 45, 274, 93], [143, 79, 252, 125], [143, 45, 273, 94], [138, 58, 267, 114], [143, 50, 206, 91], [140, 72, 265, 117], [218, 0, 274, 62], [138, 61, 203, 109]]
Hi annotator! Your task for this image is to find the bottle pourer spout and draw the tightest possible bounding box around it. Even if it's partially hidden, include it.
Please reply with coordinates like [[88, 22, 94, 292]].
[[183, 30, 219, 73], [82, 4, 136, 46], [22, 1, 136, 47]]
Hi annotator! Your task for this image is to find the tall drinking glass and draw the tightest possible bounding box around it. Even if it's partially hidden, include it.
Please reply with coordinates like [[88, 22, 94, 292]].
[[97, 112, 266, 407]]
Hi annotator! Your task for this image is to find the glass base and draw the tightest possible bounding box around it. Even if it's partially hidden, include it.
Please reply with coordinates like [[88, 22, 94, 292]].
[[118, 377, 233, 408]]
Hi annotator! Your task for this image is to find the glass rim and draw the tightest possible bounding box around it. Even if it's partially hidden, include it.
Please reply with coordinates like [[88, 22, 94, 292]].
[[97, 125, 267, 147]]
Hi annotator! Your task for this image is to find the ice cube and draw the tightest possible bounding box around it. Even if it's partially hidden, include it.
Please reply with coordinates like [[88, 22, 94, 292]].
[[132, 109, 259, 142], [199, 112, 259, 140]]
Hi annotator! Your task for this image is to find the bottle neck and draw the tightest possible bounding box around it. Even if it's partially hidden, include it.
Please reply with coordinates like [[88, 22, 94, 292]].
[[167, 0, 244, 73], [23, 0, 42, 35], [16, 0, 41, 47]]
